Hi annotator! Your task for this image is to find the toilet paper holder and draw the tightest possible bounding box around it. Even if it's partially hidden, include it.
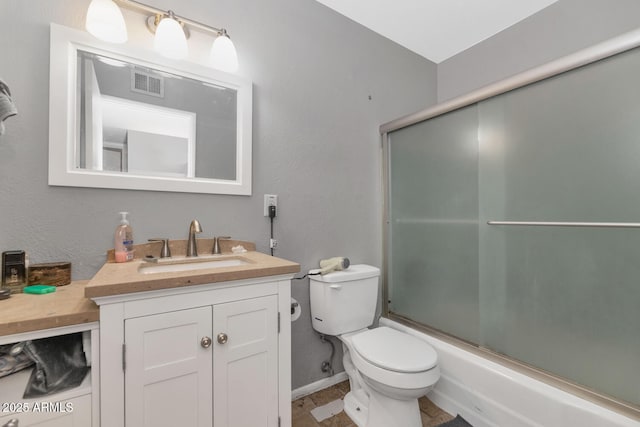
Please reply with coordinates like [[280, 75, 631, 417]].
[[290, 298, 301, 321]]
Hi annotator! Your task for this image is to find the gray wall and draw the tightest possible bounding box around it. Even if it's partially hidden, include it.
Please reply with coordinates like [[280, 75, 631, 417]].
[[0, 0, 437, 389], [437, 0, 640, 102]]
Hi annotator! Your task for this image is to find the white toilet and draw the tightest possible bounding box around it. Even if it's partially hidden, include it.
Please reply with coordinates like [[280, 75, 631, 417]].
[[309, 264, 440, 427]]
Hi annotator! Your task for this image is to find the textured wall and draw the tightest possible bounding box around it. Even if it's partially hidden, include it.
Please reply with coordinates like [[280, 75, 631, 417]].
[[0, 0, 436, 389], [437, 0, 640, 102]]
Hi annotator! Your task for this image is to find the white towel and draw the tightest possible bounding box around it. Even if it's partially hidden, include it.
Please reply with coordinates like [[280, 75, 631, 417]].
[[0, 77, 17, 136]]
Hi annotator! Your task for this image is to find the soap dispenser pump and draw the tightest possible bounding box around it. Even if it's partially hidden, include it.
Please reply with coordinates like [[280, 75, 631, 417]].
[[114, 212, 134, 263]]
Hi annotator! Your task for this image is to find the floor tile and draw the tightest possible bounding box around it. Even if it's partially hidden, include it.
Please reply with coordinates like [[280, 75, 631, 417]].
[[308, 386, 345, 407], [319, 410, 356, 427], [293, 412, 322, 427], [334, 380, 350, 396], [292, 380, 454, 427], [293, 396, 318, 419], [424, 412, 456, 426], [419, 395, 444, 418]]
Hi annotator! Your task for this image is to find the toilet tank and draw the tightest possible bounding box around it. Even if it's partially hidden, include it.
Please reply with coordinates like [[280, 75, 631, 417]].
[[309, 264, 380, 335]]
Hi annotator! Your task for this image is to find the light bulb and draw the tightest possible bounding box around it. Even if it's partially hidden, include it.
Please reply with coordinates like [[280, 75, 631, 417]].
[[85, 0, 128, 43], [210, 32, 238, 73], [154, 14, 188, 60]]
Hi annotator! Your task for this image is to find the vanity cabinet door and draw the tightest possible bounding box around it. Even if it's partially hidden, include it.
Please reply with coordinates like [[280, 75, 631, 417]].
[[213, 295, 279, 427], [124, 307, 213, 427]]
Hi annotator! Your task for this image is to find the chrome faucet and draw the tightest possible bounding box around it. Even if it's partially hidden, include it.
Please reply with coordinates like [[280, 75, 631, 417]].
[[213, 236, 231, 255], [187, 220, 203, 257], [148, 238, 172, 258]]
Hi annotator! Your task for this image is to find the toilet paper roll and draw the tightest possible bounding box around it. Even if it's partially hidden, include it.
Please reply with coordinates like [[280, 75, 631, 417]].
[[291, 298, 301, 322]]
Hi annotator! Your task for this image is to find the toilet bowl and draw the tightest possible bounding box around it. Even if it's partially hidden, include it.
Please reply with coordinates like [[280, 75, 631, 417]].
[[339, 327, 440, 427], [309, 265, 440, 427]]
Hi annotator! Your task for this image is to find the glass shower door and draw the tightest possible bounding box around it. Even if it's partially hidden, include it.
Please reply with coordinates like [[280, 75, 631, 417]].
[[386, 45, 640, 407], [477, 48, 640, 404], [388, 105, 480, 344]]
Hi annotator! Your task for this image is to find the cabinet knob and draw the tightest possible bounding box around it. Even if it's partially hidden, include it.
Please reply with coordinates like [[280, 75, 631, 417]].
[[201, 336, 212, 348], [217, 332, 228, 344]]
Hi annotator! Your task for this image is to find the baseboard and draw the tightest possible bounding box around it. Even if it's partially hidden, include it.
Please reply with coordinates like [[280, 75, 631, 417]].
[[291, 372, 349, 401]]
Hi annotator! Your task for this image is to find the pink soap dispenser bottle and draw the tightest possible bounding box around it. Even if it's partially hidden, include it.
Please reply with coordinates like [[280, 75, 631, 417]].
[[114, 212, 134, 263]]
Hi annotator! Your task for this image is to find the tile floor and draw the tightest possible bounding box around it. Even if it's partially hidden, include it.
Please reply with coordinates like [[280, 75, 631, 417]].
[[291, 380, 455, 427]]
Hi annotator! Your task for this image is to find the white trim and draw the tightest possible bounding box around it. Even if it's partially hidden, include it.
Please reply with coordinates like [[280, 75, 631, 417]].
[[49, 23, 253, 195], [0, 321, 99, 345], [90, 273, 295, 306], [278, 280, 293, 426], [291, 372, 349, 401]]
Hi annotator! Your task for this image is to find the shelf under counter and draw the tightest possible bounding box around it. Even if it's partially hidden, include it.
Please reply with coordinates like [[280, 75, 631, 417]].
[[0, 321, 99, 427], [0, 364, 92, 407]]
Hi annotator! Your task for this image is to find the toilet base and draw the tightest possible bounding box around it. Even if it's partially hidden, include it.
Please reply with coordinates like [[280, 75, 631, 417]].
[[343, 386, 422, 427], [344, 389, 368, 427]]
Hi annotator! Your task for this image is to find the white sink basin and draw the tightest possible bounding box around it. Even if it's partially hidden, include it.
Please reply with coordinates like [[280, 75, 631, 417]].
[[138, 256, 250, 275]]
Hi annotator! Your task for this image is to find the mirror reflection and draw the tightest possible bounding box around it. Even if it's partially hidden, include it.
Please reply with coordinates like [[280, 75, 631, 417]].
[[77, 50, 237, 180]]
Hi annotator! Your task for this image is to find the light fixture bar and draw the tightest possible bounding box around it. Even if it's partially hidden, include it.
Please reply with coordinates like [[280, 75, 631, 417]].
[[111, 0, 239, 71], [114, 0, 227, 36], [146, 12, 191, 39]]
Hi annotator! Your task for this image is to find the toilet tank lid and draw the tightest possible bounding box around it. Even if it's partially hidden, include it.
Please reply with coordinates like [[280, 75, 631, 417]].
[[351, 327, 438, 373], [309, 264, 380, 283]]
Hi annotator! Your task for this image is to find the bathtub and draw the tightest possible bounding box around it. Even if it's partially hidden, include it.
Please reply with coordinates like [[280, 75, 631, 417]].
[[380, 318, 640, 427]]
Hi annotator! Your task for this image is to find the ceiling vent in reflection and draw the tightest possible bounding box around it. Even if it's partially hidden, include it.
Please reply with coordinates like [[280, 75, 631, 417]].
[[131, 70, 164, 98]]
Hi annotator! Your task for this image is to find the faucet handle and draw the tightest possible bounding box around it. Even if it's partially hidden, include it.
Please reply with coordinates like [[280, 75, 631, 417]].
[[213, 236, 231, 254], [148, 238, 172, 258]]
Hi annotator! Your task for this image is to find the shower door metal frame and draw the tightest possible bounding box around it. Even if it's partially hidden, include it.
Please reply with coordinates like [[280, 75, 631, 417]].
[[380, 27, 640, 420]]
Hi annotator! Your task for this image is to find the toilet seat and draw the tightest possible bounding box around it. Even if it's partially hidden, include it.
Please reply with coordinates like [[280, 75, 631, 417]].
[[341, 328, 440, 392], [351, 327, 437, 373]]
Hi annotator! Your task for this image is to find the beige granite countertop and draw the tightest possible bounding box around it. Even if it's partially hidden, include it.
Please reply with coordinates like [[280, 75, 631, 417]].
[[0, 243, 299, 336], [85, 250, 300, 299], [0, 281, 99, 337]]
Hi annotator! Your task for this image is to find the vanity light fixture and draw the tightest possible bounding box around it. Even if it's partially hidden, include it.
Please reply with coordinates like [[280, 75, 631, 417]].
[[210, 29, 239, 73], [85, 0, 239, 72], [85, 0, 128, 43], [150, 11, 189, 60]]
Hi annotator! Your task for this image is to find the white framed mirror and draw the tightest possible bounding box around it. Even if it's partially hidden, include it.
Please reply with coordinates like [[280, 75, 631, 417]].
[[49, 24, 252, 195]]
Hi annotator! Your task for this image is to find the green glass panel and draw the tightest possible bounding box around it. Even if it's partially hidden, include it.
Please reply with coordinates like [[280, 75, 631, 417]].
[[388, 105, 479, 343], [478, 47, 640, 405]]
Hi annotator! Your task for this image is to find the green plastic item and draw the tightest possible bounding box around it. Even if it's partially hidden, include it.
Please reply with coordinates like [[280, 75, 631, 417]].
[[23, 284, 56, 294]]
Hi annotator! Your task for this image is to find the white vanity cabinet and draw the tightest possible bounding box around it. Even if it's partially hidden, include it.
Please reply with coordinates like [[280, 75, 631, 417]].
[[93, 275, 292, 427]]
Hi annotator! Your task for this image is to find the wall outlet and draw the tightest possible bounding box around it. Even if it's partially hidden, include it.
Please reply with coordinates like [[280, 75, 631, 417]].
[[264, 194, 278, 216]]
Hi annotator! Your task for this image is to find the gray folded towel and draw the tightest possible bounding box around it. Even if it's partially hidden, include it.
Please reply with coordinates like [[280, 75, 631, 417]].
[[0, 77, 18, 135]]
